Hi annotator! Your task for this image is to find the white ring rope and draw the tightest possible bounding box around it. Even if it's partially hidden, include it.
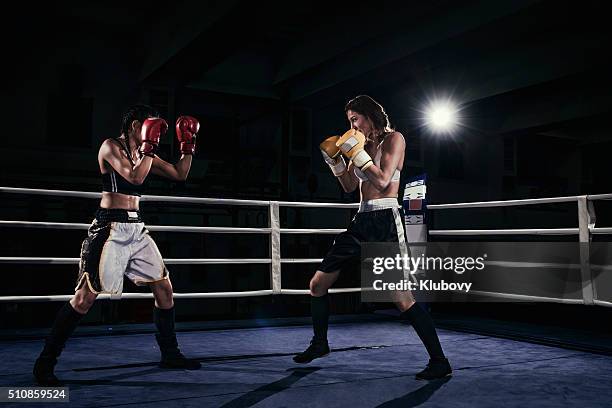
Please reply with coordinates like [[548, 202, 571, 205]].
[[4, 258, 599, 271], [0, 291, 275, 302], [0, 187, 359, 208], [281, 288, 362, 294], [0, 187, 101, 199], [0, 257, 325, 265], [280, 258, 324, 264], [457, 290, 583, 304], [484, 261, 582, 269], [2, 186, 610, 208], [429, 228, 579, 236], [149, 226, 270, 234], [0, 221, 345, 235], [586, 193, 612, 201], [0, 221, 272, 233], [280, 228, 345, 234], [428, 195, 581, 209], [0, 221, 90, 230]]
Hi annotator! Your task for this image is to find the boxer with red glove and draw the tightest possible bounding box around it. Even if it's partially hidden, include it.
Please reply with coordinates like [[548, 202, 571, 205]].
[[139, 117, 168, 157], [176, 116, 200, 155], [33, 104, 201, 387]]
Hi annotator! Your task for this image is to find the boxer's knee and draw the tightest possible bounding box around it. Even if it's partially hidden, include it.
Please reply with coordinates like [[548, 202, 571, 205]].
[[394, 291, 416, 312], [309, 271, 337, 297], [151, 278, 174, 309], [71, 286, 97, 314], [309, 278, 326, 297]]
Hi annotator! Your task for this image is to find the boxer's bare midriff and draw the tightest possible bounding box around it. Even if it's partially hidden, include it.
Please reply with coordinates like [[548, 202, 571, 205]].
[[100, 191, 140, 211]]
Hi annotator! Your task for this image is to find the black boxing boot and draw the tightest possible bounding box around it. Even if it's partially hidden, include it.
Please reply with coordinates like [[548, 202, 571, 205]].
[[401, 303, 452, 380], [154, 306, 201, 370], [415, 358, 452, 380], [33, 302, 84, 386], [293, 337, 330, 364], [293, 295, 331, 363]]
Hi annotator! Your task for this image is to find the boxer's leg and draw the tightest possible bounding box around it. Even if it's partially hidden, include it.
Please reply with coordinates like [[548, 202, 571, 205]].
[[33, 285, 97, 386], [128, 227, 200, 370], [293, 270, 340, 363]]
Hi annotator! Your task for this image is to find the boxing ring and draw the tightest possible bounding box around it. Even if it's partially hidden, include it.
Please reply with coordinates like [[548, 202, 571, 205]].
[[1, 186, 611, 306], [1, 186, 612, 407]]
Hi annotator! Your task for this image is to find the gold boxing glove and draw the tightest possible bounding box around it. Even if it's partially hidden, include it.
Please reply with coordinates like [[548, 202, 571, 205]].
[[319, 136, 347, 177], [335, 129, 373, 171]]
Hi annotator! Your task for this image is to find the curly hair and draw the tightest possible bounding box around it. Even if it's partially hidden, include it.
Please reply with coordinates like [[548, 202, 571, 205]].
[[345, 95, 393, 134], [120, 104, 159, 136]]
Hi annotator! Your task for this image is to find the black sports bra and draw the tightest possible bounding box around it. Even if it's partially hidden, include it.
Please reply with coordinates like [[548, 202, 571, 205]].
[[101, 138, 145, 197]]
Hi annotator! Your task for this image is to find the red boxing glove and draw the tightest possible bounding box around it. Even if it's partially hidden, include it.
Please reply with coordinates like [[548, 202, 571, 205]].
[[140, 117, 168, 157], [176, 116, 200, 155]]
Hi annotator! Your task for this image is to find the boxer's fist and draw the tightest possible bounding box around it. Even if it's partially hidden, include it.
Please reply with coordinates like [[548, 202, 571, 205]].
[[140, 118, 168, 157], [320, 136, 341, 162], [320, 136, 346, 176], [176, 116, 200, 155], [336, 129, 373, 171]]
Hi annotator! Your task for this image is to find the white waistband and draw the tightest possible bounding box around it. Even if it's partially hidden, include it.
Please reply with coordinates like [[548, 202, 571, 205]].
[[358, 198, 400, 213]]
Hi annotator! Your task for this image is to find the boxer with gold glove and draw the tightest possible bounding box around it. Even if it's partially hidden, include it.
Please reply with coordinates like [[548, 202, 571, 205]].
[[294, 95, 451, 381]]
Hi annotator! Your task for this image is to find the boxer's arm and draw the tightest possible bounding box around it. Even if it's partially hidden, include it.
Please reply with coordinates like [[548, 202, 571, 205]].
[[364, 132, 405, 192], [99, 139, 153, 185], [338, 160, 359, 193], [150, 154, 192, 181]]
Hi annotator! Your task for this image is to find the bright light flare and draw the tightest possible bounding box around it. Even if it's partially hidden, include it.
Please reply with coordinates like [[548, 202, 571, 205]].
[[425, 101, 458, 133]]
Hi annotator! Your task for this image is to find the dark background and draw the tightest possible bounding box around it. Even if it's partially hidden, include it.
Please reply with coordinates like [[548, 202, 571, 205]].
[[1, 0, 611, 332]]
